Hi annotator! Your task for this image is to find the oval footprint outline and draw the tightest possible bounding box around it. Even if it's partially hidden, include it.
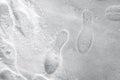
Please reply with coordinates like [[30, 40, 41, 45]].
[[77, 27, 94, 54]]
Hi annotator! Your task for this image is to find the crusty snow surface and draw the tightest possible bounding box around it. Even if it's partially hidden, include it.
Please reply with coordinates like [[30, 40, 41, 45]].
[[0, 0, 120, 80]]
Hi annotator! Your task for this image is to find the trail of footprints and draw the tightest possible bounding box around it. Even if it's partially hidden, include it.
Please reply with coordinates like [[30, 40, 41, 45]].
[[0, 1, 70, 79], [0, 0, 120, 80], [76, 4, 120, 55], [76, 4, 120, 54]]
